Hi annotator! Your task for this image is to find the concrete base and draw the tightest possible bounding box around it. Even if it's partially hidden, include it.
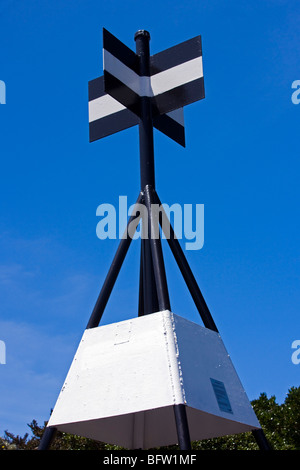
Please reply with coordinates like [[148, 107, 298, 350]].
[[47, 311, 260, 449]]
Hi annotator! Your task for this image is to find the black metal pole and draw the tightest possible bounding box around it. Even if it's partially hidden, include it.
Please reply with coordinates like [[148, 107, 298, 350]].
[[134, 30, 191, 450], [134, 30, 159, 318], [144, 184, 170, 311], [86, 192, 143, 329], [38, 425, 57, 450], [138, 242, 144, 316], [173, 405, 192, 450], [134, 30, 155, 191], [252, 428, 273, 450], [140, 236, 159, 315]]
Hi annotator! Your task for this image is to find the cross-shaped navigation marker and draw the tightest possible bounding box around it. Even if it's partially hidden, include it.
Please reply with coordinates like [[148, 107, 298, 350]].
[[88, 28, 205, 146], [38, 28, 273, 453]]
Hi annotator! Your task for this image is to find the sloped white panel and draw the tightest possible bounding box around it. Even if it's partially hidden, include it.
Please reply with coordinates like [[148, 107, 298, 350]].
[[47, 311, 259, 448]]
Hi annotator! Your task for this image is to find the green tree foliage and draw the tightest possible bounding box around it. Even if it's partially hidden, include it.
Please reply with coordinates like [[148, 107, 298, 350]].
[[1, 387, 299, 450]]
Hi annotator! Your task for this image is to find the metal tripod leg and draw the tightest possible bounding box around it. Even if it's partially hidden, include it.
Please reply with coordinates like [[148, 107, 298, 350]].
[[86, 192, 143, 329], [38, 193, 142, 450], [38, 425, 57, 450], [173, 404, 192, 450], [252, 428, 272, 450], [155, 192, 217, 332], [155, 191, 272, 451]]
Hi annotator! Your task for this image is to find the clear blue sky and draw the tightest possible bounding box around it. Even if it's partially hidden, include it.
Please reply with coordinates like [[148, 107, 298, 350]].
[[0, 0, 299, 437]]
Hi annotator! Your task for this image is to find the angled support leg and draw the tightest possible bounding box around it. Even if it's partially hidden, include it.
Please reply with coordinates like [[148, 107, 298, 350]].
[[173, 404, 192, 450], [86, 192, 143, 329], [156, 192, 273, 450], [252, 428, 272, 450], [39, 193, 143, 449], [155, 192, 217, 332], [38, 425, 57, 450]]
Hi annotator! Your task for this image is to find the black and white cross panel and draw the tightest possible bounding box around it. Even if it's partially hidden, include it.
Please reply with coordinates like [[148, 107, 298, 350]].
[[88, 28, 205, 147]]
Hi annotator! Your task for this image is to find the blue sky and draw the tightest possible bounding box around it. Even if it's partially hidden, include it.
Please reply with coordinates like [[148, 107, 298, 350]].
[[0, 0, 299, 437]]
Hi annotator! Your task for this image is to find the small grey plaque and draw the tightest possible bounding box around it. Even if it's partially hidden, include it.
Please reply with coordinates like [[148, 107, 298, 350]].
[[210, 378, 233, 414]]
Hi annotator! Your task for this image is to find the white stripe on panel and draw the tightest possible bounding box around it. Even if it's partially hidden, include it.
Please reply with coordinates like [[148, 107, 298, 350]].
[[104, 50, 202, 99], [89, 94, 126, 123], [103, 50, 147, 96], [150, 56, 203, 96]]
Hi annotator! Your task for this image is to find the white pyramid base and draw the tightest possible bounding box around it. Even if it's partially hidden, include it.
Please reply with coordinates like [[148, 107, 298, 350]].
[[47, 311, 260, 449]]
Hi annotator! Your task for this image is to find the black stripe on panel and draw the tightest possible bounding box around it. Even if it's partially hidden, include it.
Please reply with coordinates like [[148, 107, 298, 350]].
[[103, 28, 139, 75], [153, 113, 185, 147], [150, 36, 202, 76], [88, 76, 105, 102], [89, 108, 139, 142], [104, 70, 141, 117], [152, 77, 205, 116]]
